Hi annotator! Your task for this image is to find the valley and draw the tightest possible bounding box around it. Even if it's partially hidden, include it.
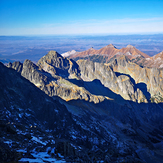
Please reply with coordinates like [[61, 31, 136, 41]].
[[1, 34, 163, 64]]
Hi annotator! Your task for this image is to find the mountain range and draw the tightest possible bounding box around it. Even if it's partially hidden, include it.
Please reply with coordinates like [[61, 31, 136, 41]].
[[0, 46, 163, 162], [68, 44, 163, 68]]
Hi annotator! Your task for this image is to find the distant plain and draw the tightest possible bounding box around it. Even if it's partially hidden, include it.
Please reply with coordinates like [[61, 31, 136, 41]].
[[0, 34, 163, 63]]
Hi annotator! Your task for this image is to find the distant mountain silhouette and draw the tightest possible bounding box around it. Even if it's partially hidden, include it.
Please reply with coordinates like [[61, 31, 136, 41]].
[[70, 44, 150, 62]]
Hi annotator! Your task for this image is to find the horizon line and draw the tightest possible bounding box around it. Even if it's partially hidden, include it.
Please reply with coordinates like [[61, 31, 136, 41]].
[[1, 32, 163, 37]]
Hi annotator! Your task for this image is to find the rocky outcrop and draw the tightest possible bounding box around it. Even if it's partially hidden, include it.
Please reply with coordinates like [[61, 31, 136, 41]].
[[7, 58, 106, 104], [77, 59, 147, 103], [37, 50, 80, 79], [8, 59, 50, 88], [7, 50, 162, 104], [109, 55, 163, 103], [7, 61, 23, 73], [0, 140, 20, 163], [138, 51, 163, 68]]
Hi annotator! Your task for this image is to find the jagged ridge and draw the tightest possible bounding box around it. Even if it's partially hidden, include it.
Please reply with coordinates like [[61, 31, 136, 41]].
[[2, 49, 163, 162]]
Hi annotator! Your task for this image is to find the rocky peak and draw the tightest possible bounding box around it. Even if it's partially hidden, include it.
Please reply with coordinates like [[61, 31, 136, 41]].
[[154, 51, 163, 59], [106, 44, 116, 48], [139, 51, 163, 68], [37, 51, 80, 78], [7, 61, 23, 73], [37, 50, 63, 67], [109, 54, 163, 103], [112, 55, 130, 67], [160, 51, 163, 56], [24, 59, 41, 71], [126, 44, 134, 48], [45, 50, 61, 59], [89, 47, 94, 50], [77, 59, 148, 103]]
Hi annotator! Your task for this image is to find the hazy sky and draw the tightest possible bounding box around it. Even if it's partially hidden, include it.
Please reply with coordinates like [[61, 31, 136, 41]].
[[0, 0, 163, 35]]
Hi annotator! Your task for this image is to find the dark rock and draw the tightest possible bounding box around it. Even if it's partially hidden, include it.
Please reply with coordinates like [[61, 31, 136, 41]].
[[6, 124, 17, 134], [55, 139, 77, 157], [24, 133, 32, 140], [0, 141, 19, 163]]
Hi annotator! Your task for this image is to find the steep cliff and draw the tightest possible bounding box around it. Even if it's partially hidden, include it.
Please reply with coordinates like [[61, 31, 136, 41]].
[[37, 50, 80, 79], [8, 50, 162, 104], [77, 59, 148, 103], [7, 55, 106, 104], [109, 55, 163, 103]]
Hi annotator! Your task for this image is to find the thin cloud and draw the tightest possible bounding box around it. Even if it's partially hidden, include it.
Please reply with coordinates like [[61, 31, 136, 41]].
[[67, 17, 163, 26], [1, 17, 163, 35]]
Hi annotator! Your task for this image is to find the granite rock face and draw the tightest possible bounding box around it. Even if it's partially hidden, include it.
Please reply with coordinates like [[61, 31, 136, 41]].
[[8, 50, 163, 103], [7, 61, 23, 73], [77, 59, 147, 103], [8, 59, 49, 88], [109, 55, 163, 103], [37, 50, 80, 79], [7, 53, 105, 104]]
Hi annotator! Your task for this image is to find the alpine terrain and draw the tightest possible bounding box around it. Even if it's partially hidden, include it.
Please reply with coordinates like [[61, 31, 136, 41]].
[[0, 45, 163, 162]]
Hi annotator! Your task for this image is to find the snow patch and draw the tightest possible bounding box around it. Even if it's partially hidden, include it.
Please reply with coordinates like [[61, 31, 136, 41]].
[[61, 50, 77, 57], [16, 149, 27, 153], [125, 52, 132, 55], [31, 136, 47, 145], [71, 135, 77, 139], [4, 140, 12, 145], [25, 113, 31, 117], [51, 147, 55, 154], [159, 64, 163, 68], [127, 45, 134, 48], [115, 52, 124, 55], [46, 147, 51, 153], [58, 153, 64, 158], [19, 113, 23, 118], [156, 57, 161, 61], [19, 152, 66, 163]]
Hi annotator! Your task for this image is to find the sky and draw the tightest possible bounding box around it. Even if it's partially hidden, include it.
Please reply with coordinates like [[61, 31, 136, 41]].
[[0, 0, 163, 35]]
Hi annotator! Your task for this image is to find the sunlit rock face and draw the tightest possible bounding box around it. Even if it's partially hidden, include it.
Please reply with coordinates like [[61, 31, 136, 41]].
[[77, 59, 147, 103], [137, 51, 163, 68], [68, 44, 163, 103], [37, 50, 80, 79], [108, 55, 163, 103], [8, 50, 163, 104], [70, 44, 149, 63], [7, 52, 106, 103]]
